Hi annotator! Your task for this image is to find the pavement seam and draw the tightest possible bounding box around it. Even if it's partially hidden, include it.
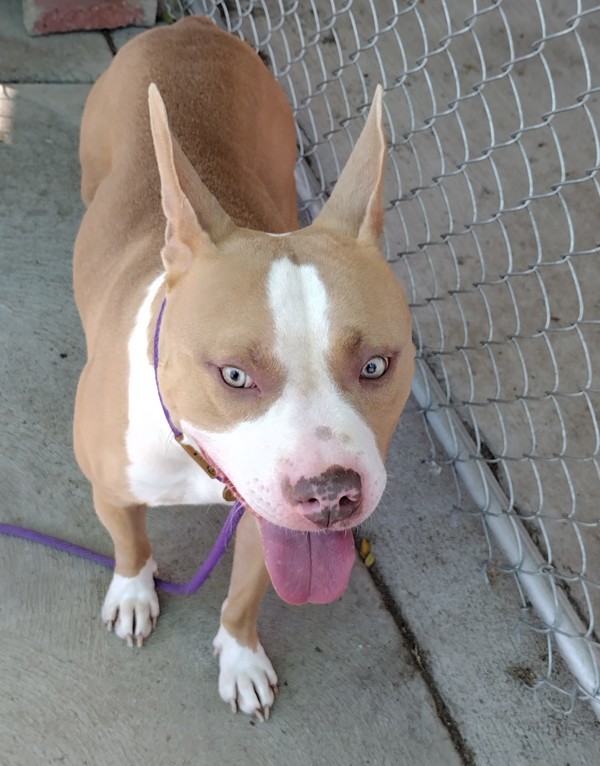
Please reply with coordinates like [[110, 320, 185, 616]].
[[365, 558, 478, 766]]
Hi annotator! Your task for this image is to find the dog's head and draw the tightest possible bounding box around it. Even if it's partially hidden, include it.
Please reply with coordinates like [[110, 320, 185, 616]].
[[148, 84, 414, 604]]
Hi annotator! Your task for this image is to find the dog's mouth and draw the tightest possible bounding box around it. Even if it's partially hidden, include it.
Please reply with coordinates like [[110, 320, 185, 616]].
[[256, 516, 355, 605], [179, 438, 358, 603]]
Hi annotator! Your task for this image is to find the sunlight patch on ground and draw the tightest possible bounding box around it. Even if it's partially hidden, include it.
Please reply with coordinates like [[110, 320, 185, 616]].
[[0, 85, 16, 144]]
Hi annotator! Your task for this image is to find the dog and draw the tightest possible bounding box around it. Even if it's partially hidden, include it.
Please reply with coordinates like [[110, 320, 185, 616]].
[[73, 17, 414, 720]]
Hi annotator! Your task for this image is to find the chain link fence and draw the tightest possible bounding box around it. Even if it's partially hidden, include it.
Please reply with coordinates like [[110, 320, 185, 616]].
[[181, 0, 600, 717]]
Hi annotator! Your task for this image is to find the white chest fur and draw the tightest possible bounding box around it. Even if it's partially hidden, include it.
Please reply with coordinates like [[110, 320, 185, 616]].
[[125, 274, 226, 507]]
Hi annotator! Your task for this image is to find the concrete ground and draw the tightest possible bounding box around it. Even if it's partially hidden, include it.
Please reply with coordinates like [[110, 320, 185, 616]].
[[0, 1, 598, 764]]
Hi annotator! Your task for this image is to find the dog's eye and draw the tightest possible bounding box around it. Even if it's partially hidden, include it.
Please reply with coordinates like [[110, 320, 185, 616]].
[[221, 366, 254, 388], [360, 356, 389, 380]]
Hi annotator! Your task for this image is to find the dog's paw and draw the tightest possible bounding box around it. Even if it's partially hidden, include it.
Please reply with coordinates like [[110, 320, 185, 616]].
[[101, 557, 159, 647], [213, 625, 278, 721]]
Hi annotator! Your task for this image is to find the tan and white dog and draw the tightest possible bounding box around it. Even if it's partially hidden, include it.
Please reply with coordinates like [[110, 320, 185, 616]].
[[73, 17, 414, 719]]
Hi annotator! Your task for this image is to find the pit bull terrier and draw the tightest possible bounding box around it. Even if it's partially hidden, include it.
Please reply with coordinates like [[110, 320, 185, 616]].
[[73, 17, 414, 720]]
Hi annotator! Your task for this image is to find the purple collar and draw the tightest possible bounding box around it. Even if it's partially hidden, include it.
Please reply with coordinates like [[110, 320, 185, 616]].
[[153, 297, 183, 439], [152, 296, 236, 502]]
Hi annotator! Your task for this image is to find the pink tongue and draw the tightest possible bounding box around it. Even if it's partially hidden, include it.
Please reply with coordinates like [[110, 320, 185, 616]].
[[258, 518, 356, 604]]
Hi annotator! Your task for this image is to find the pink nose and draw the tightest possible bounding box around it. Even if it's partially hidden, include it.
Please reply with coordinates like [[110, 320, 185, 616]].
[[288, 466, 363, 528]]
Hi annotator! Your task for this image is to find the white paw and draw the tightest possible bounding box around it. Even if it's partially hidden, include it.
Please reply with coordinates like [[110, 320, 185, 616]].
[[102, 557, 159, 647], [213, 625, 278, 720]]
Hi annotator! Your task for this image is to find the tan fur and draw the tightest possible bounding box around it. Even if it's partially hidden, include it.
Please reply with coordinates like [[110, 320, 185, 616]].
[[73, 18, 413, 710], [73, 18, 297, 577]]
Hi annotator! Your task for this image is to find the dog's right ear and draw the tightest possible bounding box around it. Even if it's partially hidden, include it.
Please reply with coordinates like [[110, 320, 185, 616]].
[[148, 83, 234, 277]]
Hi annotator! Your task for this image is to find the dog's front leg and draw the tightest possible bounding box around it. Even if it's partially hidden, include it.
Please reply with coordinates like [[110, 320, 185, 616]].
[[213, 511, 277, 720], [93, 491, 159, 647]]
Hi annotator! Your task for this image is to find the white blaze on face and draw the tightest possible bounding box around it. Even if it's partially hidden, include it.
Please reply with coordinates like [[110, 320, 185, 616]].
[[268, 257, 329, 391], [183, 256, 387, 529]]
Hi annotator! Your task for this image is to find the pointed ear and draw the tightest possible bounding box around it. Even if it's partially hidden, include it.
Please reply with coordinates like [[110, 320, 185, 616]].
[[313, 85, 387, 243], [148, 83, 234, 276]]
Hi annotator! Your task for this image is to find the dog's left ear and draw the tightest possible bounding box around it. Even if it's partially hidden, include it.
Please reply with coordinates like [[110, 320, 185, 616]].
[[148, 83, 235, 276], [313, 85, 386, 244]]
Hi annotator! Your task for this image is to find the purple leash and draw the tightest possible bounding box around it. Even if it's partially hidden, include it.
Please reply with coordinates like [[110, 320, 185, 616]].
[[0, 295, 245, 594], [0, 502, 243, 595]]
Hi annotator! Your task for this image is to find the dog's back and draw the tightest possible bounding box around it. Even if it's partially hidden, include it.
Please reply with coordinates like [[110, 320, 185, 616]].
[[74, 18, 297, 328]]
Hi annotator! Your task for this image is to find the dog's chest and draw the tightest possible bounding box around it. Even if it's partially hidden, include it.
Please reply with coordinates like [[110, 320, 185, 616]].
[[125, 275, 226, 508]]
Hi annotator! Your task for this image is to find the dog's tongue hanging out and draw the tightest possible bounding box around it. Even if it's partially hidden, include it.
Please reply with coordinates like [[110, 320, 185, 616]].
[[257, 518, 356, 604]]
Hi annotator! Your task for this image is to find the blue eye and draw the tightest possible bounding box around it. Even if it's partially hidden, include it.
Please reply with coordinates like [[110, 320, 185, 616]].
[[360, 356, 388, 380], [221, 366, 254, 388]]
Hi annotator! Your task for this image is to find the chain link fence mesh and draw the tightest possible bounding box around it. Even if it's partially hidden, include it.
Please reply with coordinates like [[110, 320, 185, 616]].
[[181, 0, 600, 716]]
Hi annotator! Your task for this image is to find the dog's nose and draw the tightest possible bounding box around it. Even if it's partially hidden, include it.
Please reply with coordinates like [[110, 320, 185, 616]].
[[289, 466, 363, 528]]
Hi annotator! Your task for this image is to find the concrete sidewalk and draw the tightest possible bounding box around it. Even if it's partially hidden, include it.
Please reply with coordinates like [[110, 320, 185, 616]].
[[0, 1, 598, 764]]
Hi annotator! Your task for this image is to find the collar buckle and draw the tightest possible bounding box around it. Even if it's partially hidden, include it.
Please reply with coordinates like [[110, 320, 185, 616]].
[[176, 435, 236, 502]]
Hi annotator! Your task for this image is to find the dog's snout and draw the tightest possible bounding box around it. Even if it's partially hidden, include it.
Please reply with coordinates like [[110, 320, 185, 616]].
[[289, 466, 363, 528]]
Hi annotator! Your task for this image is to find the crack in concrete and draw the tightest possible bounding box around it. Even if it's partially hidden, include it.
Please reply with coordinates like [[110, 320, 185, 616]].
[[361, 549, 478, 766], [102, 30, 117, 56]]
